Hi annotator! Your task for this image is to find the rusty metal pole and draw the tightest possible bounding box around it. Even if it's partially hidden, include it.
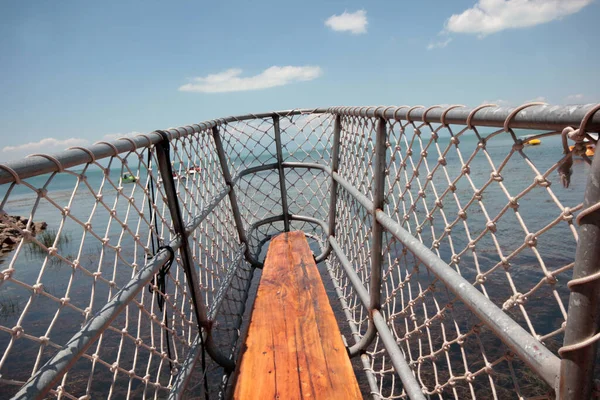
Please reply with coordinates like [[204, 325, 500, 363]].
[[559, 151, 600, 399], [154, 130, 234, 372], [370, 116, 387, 314], [273, 115, 290, 232], [348, 115, 388, 356], [212, 126, 262, 267], [328, 114, 341, 241]]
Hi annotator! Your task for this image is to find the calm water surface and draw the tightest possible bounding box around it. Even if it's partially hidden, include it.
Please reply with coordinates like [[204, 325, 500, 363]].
[[0, 131, 593, 398]]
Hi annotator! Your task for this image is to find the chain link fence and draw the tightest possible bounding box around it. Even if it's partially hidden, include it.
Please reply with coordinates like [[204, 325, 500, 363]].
[[0, 104, 599, 399]]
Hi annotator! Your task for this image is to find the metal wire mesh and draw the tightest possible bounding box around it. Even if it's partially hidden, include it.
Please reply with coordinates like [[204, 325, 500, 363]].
[[326, 105, 599, 399], [0, 131, 255, 398], [382, 115, 578, 344], [0, 145, 184, 398], [0, 104, 598, 399]]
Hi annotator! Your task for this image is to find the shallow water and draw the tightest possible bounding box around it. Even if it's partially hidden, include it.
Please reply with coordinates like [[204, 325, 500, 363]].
[[0, 129, 595, 398]]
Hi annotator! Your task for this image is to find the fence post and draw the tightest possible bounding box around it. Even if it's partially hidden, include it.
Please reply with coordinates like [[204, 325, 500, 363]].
[[328, 114, 342, 241], [212, 126, 261, 267], [154, 131, 234, 371], [347, 114, 387, 356], [273, 115, 290, 232], [559, 150, 600, 399], [370, 115, 387, 315]]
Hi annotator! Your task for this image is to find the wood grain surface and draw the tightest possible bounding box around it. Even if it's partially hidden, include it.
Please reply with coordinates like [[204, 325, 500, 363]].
[[233, 231, 362, 399]]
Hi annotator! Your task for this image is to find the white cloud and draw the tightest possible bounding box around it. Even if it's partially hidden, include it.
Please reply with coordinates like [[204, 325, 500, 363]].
[[427, 37, 452, 50], [482, 99, 513, 107], [102, 131, 144, 141], [2, 137, 89, 156], [446, 0, 592, 36], [526, 96, 547, 102], [565, 93, 585, 103], [481, 97, 547, 107], [1, 132, 148, 162], [325, 10, 368, 34], [179, 66, 323, 93]]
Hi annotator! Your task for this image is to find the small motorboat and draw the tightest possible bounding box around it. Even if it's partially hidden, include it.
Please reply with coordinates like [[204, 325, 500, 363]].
[[569, 143, 595, 157], [172, 171, 186, 181], [187, 166, 201, 176], [122, 174, 137, 184], [520, 135, 541, 146]]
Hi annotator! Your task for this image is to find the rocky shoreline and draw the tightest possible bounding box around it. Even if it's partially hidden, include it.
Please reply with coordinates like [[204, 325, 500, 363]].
[[0, 215, 47, 256]]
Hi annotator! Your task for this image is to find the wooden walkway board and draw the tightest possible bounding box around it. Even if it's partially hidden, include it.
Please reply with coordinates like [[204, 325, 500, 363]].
[[233, 231, 362, 399]]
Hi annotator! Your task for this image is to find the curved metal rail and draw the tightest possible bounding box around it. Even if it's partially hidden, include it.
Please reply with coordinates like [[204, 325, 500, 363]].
[[1, 103, 599, 399]]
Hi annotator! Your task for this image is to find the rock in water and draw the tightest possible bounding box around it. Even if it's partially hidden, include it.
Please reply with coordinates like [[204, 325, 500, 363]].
[[0, 215, 48, 255], [33, 221, 48, 233]]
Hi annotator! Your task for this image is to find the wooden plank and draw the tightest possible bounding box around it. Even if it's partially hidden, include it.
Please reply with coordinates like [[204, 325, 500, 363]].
[[233, 231, 362, 400]]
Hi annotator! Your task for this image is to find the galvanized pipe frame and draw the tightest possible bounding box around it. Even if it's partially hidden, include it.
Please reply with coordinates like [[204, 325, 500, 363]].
[[207, 245, 248, 321], [325, 115, 342, 274], [346, 115, 387, 355], [229, 161, 333, 263], [0, 109, 326, 185], [370, 117, 387, 322], [10, 174, 238, 400], [11, 240, 181, 400], [272, 115, 291, 232], [371, 309, 427, 400], [212, 126, 259, 268], [328, 237, 371, 310], [155, 131, 235, 372], [4, 104, 600, 186], [215, 126, 567, 395], [328, 116, 342, 237], [169, 245, 255, 400], [328, 104, 600, 131], [168, 330, 209, 400], [328, 161, 562, 388], [559, 148, 600, 399], [244, 213, 331, 263], [2, 104, 599, 398], [324, 229, 425, 398], [231, 162, 329, 189]]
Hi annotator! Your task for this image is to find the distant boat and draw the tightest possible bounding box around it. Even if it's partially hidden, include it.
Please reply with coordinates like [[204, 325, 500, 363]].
[[520, 135, 541, 146], [172, 172, 186, 181], [122, 174, 137, 184], [569, 143, 595, 157], [187, 166, 201, 175]]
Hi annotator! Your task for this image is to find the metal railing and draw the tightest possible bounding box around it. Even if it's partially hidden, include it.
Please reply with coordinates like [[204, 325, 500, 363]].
[[0, 104, 599, 399]]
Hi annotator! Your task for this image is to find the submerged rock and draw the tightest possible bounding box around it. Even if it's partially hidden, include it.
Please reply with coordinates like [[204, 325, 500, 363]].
[[0, 215, 48, 255]]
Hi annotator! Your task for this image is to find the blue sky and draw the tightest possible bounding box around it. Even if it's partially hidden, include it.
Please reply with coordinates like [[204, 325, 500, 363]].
[[1, 0, 599, 161]]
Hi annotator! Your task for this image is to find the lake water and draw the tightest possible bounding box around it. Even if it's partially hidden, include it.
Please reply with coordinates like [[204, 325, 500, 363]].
[[0, 129, 594, 398]]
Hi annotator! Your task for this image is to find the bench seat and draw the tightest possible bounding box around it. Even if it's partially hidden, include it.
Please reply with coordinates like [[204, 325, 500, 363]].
[[233, 231, 362, 399]]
